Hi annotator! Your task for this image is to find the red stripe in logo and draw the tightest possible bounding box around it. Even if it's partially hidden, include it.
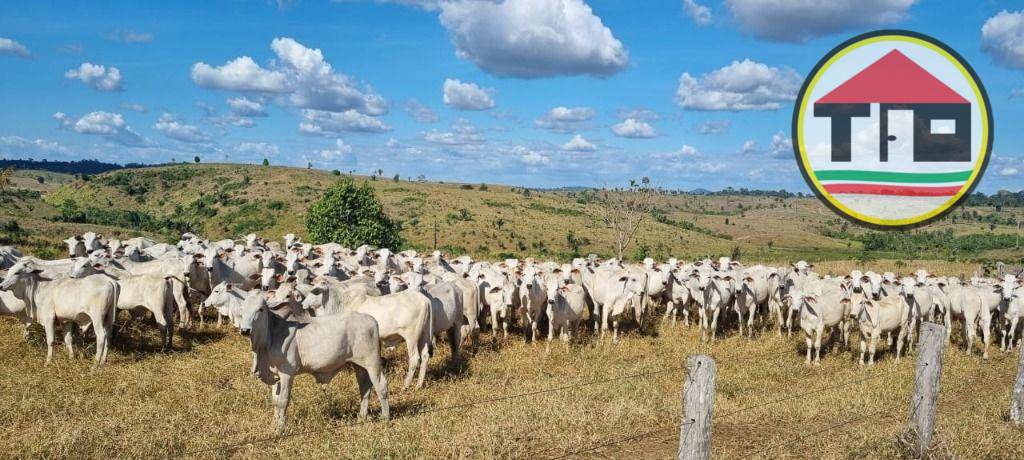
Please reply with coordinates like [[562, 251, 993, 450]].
[[823, 184, 962, 197]]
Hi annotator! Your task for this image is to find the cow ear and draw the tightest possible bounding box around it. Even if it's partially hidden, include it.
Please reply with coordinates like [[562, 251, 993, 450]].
[[275, 274, 284, 283], [618, 276, 628, 282], [248, 273, 261, 281], [724, 276, 733, 281], [489, 287, 501, 293]]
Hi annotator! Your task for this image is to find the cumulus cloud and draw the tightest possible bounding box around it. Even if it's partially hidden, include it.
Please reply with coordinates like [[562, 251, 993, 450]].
[[769, 131, 793, 158], [725, 0, 916, 43], [438, 0, 629, 78], [739, 139, 758, 154], [318, 139, 354, 160], [513, 145, 550, 166], [683, 0, 712, 26], [611, 118, 657, 138], [982, 10, 1024, 69], [442, 78, 496, 110], [424, 119, 486, 145], [235, 142, 280, 158], [191, 37, 387, 115], [676, 59, 800, 111], [299, 109, 391, 135], [154, 113, 213, 143], [105, 29, 154, 44], [120, 103, 147, 113], [386, 138, 400, 148], [0, 136, 69, 157], [562, 134, 597, 152], [678, 144, 698, 156], [698, 162, 724, 173], [65, 62, 123, 92], [535, 106, 596, 132], [0, 37, 31, 58], [227, 97, 267, 117], [697, 120, 731, 134], [405, 99, 439, 123], [54, 111, 148, 147], [999, 166, 1019, 177]]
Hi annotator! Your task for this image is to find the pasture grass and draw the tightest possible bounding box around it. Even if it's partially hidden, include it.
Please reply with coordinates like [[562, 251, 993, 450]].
[[1, 311, 1021, 459]]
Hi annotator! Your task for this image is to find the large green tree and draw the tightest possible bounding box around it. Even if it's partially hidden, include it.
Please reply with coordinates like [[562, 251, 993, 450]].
[[305, 178, 403, 249]]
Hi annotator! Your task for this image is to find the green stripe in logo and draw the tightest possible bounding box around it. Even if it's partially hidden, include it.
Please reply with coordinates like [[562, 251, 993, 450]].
[[814, 169, 972, 183]]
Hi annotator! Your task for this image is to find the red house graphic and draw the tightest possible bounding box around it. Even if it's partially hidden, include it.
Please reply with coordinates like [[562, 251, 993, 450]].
[[814, 50, 971, 163]]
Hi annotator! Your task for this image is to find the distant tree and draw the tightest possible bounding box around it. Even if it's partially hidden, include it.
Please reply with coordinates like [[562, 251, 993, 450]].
[[305, 178, 403, 249], [597, 177, 659, 260], [479, 183, 488, 191], [332, 169, 341, 176], [193, 156, 201, 163], [307, 162, 313, 169], [262, 158, 270, 167], [36, 176, 44, 184], [392, 174, 400, 182]]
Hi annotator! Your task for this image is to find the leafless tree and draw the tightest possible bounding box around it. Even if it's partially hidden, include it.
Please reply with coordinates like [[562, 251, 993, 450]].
[[0, 167, 13, 192], [597, 177, 660, 260]]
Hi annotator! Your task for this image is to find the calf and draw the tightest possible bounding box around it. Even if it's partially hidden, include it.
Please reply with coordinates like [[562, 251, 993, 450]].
[[795, 279, 850, 365], [239, 296, 389, 433], [546, 283, 587, 342]]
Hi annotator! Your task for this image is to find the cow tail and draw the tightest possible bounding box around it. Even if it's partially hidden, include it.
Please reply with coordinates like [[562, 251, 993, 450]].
[[425, 295, 435, 357], [107, 280, 120, 331]]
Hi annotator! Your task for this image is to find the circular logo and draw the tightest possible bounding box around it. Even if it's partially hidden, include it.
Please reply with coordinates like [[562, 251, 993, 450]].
[[793, 30, 992, 229]]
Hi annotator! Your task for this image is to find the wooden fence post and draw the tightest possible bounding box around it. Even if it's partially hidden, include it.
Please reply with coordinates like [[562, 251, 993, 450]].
[[1011, 344, 1024, 425], [678, 355, 715, 460], [906, 323, 947, 453]]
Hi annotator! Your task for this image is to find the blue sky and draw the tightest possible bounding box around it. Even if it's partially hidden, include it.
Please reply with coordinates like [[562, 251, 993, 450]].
[[2, 0, 1024, 192]]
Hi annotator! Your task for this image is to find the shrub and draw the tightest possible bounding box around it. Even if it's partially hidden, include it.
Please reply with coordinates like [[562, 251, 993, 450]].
[[305, 178, 403, 249]]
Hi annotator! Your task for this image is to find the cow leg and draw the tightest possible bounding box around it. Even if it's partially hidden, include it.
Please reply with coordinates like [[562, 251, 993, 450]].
[[547, 307, 555, 342], [612, 319, 619, 343], [355, 367, 372, 421], [981, 316, 991, 360], [1010, 318, 1020, 350], [747, 307, 756, 339], [699, 307, 708, 342], [895, 327, 907, 363], [859, 336, 866, 366], [944, 309, 952, 345], [814, 327, 823, 365], [869, 333, 878, 366], [416, 339, 430, 389], [601, 303, 611, 340], [93, 321, 109, 367], [786, 308, 795, 338], [710, 308, 720, 342], [402, 337, 419, 390], [272, 373, 293, 433], [804, 331, 813, 365], [447, 326, 461, 364], [42, 318, 56, 365], [63, 324, 75, 359]]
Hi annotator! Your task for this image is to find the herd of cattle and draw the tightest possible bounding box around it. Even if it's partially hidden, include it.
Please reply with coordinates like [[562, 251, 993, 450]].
[[0, 231, 1022, 431]]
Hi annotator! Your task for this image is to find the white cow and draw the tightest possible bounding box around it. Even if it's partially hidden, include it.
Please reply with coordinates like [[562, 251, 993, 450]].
[[518, 267, 548, 342], [546, 283, 587, 342], [0, 259, 118, 366], [849, 291, 910, 365], [238, 296, 389, 433], [303, 281, 433, 389], [795, 279, 850, 365]]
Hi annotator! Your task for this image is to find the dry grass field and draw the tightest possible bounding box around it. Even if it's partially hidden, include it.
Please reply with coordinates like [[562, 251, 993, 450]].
[[1, 163, 1023, 459], [1, 313, 1021, 459]]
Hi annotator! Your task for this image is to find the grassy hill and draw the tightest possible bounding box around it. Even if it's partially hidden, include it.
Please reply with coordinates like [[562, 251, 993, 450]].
[[1, 163, 1021, 273]]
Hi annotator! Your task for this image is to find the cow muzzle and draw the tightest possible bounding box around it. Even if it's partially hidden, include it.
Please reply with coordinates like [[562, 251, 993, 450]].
[[240, 328, 251, 336]]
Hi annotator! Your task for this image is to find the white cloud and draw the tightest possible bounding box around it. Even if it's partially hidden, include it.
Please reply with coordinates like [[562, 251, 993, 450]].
[[747, 168, 764, 179], [618, 108, 659, 121], [676, 59, 800, 111], [405, 99, 439, 122], [154, 113, 213, 143], [424, 119, 486, 145], [386, 138, 400, 148], [536, 106, 596, 132], [105, 29, 154, 44], [515, 146, 550, 166], [65, 63, 123, 92], [683, 0, 712, 26], [405, 147, 423, 155], [611, 118, 657, 138], [120, 103, 147, 113], [0, 37, 31, 58], [227, 97, 267, 117], [678, 144, 698, 156], [55, 111, 148, 147], [725, 0, 916, 43], [438, 0, 628, 78], [0, 136, 69, 156], [192, 37, 387, 115], [697, 120, 731, 134], [698, 162, 724, 173], [562, 134, 597, 152], [442, 78, 496, 110], [769, 131, 792, 158], [982, 10, 1024, 69], [999, 166, 1019, 177], [235, 142, 279, 158], [739, 139, 758, 154], [298, 109, 391, 135], [319, 139, 354, 160]]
